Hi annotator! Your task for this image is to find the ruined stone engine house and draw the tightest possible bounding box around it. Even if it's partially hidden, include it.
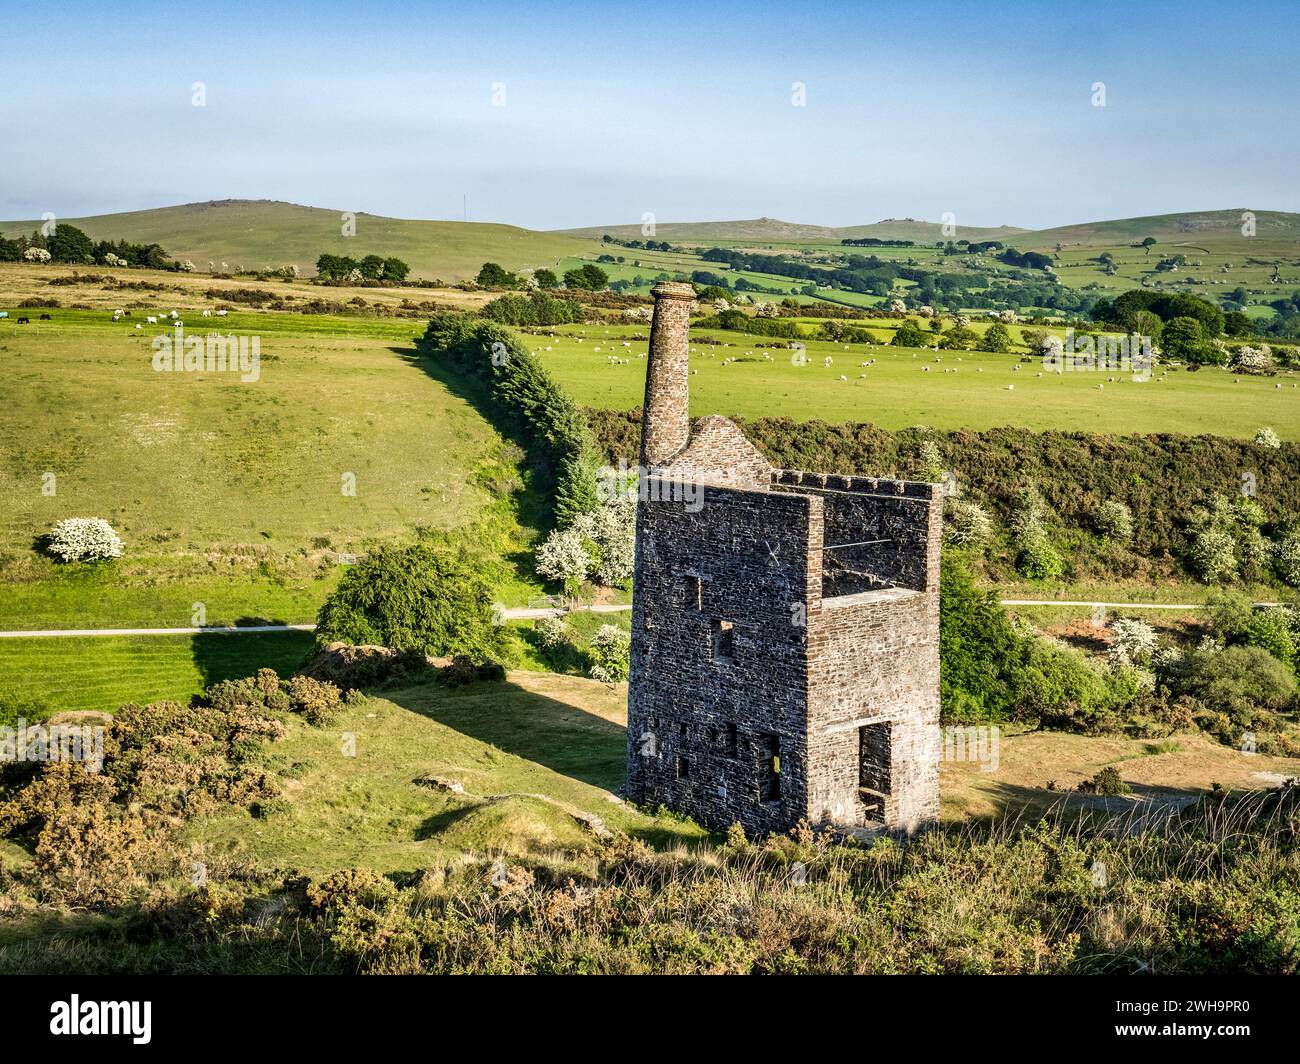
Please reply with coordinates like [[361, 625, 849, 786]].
[[626, 281, 942, 837]]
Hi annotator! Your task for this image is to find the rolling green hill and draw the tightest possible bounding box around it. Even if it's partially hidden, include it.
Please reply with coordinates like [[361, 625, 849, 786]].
[[1023, 209, 1300, 248], [0, 200, 602, 282], [558, 216, 1027, 245]]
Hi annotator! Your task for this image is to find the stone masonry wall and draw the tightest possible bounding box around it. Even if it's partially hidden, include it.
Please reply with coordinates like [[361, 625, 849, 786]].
[[627, 481, 818, 836]]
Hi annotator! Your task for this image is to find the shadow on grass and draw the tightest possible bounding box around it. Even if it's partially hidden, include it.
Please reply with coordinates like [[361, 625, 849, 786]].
[[385, 676, 626, 793], [391, 344, 549, 538], [189, 629, 316, 690]]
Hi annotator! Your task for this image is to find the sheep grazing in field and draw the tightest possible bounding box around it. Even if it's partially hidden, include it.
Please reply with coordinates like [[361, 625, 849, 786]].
[[146, 316, 158, 324], [202, 309, 212, 318], [1007, 384, 1014, 391], [839, 374, 847, 381], [135, 324, 142, 330], [215, 309, 228, 317]]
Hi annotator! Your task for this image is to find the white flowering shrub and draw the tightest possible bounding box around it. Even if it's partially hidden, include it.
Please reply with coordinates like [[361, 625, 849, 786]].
[[1010, 487, 1063, 579], [999, 309, 1019, 323], [711, 298, 731, 312], [1108, 618, 1157, 666], [889, 298, 907, 314], [943, 500, 994, 547], [1233, 346, 1273, 374], [533, 614, 571, 649], [1275, 533, 1300, 588], [24, 247, 51, 263], [1189, 528, 1236, 584], [534, 528, 594, 596], [45, 518, 124, 563], [571, 496, 636, 587], [1095, 500, 1134, 542], [587, 624, 631, 683], [1254, 426, 1282, 449], [754, 301, 778, 318], [179, 260, 196, 272]]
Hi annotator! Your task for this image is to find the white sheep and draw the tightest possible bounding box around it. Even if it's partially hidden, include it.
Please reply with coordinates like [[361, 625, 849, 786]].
[[146, 316, 157, 324]]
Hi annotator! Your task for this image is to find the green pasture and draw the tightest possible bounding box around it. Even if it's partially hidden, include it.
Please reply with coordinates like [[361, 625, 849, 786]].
[[528, 322, 1299, 438], [0, 311, 532, 628], [0, 630, 315, 716]]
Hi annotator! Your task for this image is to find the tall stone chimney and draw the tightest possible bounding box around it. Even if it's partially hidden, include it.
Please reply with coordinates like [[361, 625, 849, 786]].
[[639, 281, 695, 468]]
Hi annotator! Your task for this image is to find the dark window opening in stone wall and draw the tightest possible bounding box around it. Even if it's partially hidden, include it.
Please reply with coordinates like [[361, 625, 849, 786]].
[[676, 755, 691, 780], [705, 725, 717, 745], [684, 574, 702, 609], [758, 734, 781, 802], [712, 619, 735, 662], [858, 722, 892, 818], [723, 723, 738, 757]]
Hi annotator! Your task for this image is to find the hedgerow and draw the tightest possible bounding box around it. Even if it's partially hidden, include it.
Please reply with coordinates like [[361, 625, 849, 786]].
[[586, 409, 1300, 582], [421, 314, 599, 527]]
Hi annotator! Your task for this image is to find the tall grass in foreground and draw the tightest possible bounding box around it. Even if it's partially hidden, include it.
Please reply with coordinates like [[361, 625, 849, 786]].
[[3, 786, 1297, 975]]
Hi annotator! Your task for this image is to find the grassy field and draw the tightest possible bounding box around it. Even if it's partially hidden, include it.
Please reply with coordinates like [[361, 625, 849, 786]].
[[0, 299, 540, 629], [25, 650, 1285, 873], [0, 630, 314, 715], [527, 322, 1299, 438], [194, 669, 707, 875], [0, 200, 603, 283]]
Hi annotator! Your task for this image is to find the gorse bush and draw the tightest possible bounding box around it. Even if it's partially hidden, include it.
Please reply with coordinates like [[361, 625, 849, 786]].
[[6, 789, 1300, 974], [0, 668, 341, 906], [421, 314, 599, 528], [314, 540, 503, 662], [44, 518, 124, 563]]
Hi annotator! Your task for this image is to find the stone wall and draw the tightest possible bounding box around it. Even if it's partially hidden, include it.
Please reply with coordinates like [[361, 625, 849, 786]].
[[627, 482, 817, 836]]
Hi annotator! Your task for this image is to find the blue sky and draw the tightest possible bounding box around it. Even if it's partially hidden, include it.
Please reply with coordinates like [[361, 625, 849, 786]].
[[3, 0, 1297, 229]]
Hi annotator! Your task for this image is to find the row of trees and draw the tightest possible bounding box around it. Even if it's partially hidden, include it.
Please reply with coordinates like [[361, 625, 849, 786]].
[[475, 261, 608, 292], [315, 253, 410, 283], [0, 224, 174, 269]]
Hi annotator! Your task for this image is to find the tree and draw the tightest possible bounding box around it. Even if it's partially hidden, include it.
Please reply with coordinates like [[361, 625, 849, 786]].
[[563, 263, 608, 291], [382, 257, 410, 283], [534, 268, 558, 289], [1160, 316, 1216, 364], [359, 254, 385, 281], [1224, 311, 1254, 338], [314, 541, 503, 661], [45, 223, 94, 263], [978, 322, 1012, 353], [891, 319, 928, 347], [476, 262, 516, 288]]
